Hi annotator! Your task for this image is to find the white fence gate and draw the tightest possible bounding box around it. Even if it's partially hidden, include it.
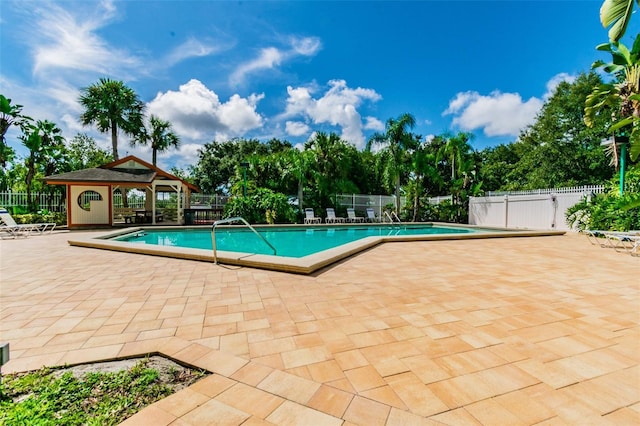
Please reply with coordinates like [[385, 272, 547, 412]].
[[469, 185, 605, 231]]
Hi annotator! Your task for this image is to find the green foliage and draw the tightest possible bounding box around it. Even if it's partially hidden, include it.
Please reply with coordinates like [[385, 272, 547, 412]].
[[223, 188, 297, 224], [409, 199, 468, 224], [20, 120, 67, 211], [67, 133, 113, 170], [1, 94, 33, 178], [134, 115, 180, 166], [11, 211, 66, 225], [78, 78, 146, 160], [566, 165, 640, 231], [599, 0, 638, 42], [193, 138, 291, 194], [585, 32, 640, 160], [367, 113, 417, 213], [0, 359, 174, 426], [483, 72, 614, 191], [304, 132, 361, 209]]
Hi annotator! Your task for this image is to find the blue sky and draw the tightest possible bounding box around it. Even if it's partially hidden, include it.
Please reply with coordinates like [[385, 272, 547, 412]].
[[1, 0, 638, 171]]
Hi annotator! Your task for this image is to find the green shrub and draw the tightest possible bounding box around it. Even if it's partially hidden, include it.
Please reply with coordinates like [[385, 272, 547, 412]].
[[566, 166, 640, 231], [223, 188, 296, 224], [408, 199, 468, 223], [10, 211, 66, 226]]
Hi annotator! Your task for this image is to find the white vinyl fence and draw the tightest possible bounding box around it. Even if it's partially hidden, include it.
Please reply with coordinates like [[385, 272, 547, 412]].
[[469, 185, 606, 231]]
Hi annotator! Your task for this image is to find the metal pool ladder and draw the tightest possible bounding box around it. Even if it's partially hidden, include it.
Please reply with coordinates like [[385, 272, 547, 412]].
[[211, 217, 277, 264], [384, 211, 402, 225]]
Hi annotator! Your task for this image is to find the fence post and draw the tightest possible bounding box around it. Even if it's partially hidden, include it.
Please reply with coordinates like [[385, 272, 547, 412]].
[[550, 193, 557, 229], [504, 195, 509, 228]]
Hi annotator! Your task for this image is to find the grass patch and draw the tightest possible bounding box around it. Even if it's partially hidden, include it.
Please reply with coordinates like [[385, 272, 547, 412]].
[[0, 356, 207, 425]]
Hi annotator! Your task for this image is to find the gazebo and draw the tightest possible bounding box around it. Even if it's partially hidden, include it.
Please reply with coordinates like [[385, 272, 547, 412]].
[[44, 156, 200, 229]]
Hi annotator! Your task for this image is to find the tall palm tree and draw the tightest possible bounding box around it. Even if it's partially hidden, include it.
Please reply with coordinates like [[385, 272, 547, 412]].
[[78, 78, 145, 160], [367, 113, 417, 213], [134, 115, 180, 166]]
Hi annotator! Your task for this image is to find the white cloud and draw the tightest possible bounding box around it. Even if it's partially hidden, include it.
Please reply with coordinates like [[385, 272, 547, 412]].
[[443, 73, 578, 138], [164, 37, 223, 66], [147, 79, 264, 142], [230, 47, 283, 86], [285, 121, 311, 136], [229, 36, 322, 86], [280, 80, 382, 148], [290, 36, 322, 56], [30, 2, 141, 78], [444, 90, 543, 137], [544, 72, 576, 99], [364, 116, 384, 131]]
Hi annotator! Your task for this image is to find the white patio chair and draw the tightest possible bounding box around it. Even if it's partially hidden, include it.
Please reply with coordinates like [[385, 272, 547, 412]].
[[365, 208, 380, 222], [304, 208, 321, 224], [325, 208, 345, 224], [346, 208, 364, 223]]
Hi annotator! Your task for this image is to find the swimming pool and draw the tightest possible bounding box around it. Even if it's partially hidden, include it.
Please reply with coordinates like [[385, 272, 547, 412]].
[[68, 223, 564, 274], [113, 224, 475, 258]]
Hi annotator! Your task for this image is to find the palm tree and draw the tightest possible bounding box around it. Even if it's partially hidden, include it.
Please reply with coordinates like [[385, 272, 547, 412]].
[[408, 137, 440, 222], [78, 78, 145, 160], [1, 94, 32, 170], [437, 132, 474, 183], [304, 132, 347, 208], [367, 113, 417, 213], [134, 115, 180, 166], [21, 120, 65, 211], [277, 148, 310, 210]]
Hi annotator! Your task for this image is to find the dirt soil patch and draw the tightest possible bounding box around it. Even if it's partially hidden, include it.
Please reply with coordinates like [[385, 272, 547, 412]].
[[53, 355, 208, 393]]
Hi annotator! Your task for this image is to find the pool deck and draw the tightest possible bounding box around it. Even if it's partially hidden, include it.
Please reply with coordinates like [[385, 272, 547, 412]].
[[68, 224, 566, 274], [1, 230, 638, 425]]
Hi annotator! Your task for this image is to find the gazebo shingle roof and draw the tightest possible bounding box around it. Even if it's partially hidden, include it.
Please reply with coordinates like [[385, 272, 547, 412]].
[[44, 155, 199, 192], [45, 168, 156, 184]]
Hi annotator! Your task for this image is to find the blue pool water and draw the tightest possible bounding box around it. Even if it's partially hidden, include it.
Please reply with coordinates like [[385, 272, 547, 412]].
[[114, 224, 477, 258]]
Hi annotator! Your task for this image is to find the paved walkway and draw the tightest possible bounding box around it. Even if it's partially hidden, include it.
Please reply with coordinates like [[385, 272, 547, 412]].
[[1, 231, 638, 425]]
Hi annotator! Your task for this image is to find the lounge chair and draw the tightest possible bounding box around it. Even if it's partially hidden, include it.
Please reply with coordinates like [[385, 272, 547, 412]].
[[365, 208, 380, 222], [603, 231, 640, 252], [304, 208, 321, 224], [0, 208, 56, 235], [582, 229, 640, 253], [629, 236, 640, 257], [0, 222, 28, 239], [582, 230, 612, 247], [346, 208, 364, 223], [325, 208, 345, 223]]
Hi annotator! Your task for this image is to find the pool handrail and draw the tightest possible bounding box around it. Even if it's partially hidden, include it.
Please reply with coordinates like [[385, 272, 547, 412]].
[[211, 216, 277, 264], [384, 211, 401, 225]]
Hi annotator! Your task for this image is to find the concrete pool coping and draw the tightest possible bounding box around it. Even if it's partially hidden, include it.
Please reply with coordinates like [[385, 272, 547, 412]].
[[67, 222, 566, 274]]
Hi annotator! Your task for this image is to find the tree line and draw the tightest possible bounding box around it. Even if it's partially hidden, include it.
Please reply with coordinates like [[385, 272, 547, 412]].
[[0, 69, 628, 221]]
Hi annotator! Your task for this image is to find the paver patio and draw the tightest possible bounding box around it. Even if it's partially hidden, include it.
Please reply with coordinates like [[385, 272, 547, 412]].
[[1, 230, 638, 425]]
